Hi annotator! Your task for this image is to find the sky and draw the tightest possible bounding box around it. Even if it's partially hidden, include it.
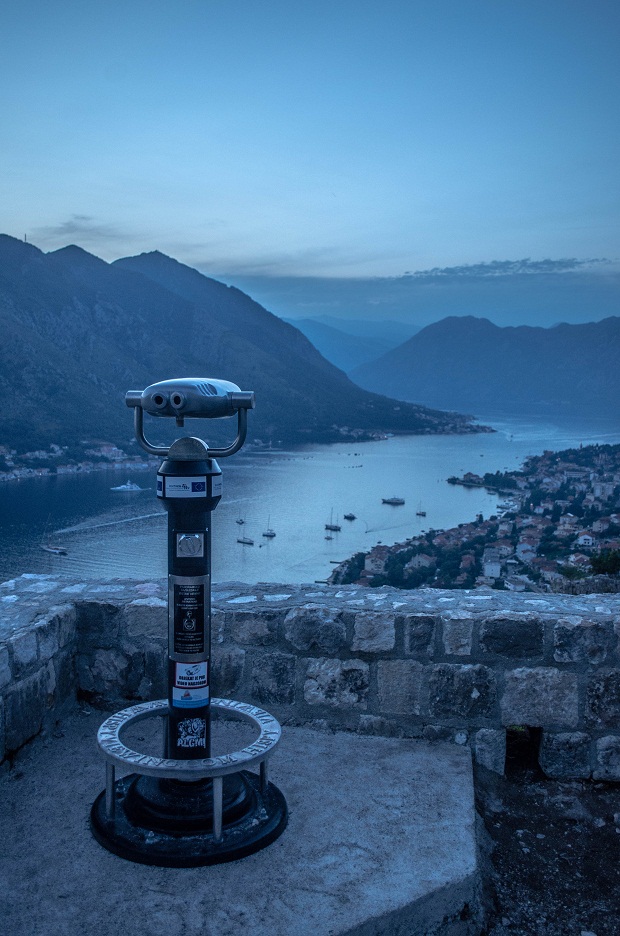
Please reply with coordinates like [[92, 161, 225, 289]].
[[1, 0, 619, 321]]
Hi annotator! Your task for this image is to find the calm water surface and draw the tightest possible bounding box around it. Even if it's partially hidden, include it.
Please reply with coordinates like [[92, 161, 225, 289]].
[[2, 413, 619, 585]]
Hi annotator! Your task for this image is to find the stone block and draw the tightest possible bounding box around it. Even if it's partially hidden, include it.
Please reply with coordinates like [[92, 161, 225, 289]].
[[474, 729, 506, 774], [402, 614, 436, 658], [11, 630, 38, 673], [357, 715, 406, 738], [377, 660, 424, 715], [594, 736, 620, 781], [35, 616, 60, 661], [77, 648, 130, 696], [428, 664, 496, 718], [501, 667, 579, 728], [304, 658, 369, 709], [120, 645, 147, 698], [76, 601, 121, 651], [232, 610, 283, 647], [45, 659, 56, 697], [251, 652, 296, 705], [479, 613, 543, 658], [554, 617, 614, 664], [422, 725, 455, 742], [53, 649, 76, 705], [122, 598, 167, 638], [585, 669, 620, 729], [0, 696, 5, 762], [212, 645, 245, 696], [56, 604, 77, 648], [0, 646, 11, 689], [352, 611, 395, 652], [539, 731, 591, 779], [4, 669, 50, 751], [284, 605, 346, 653], [143, 646, 167, 699], [441, 613, 473, 656]]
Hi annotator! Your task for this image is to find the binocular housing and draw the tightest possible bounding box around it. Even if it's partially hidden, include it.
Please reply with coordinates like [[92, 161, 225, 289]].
[[126, 378, 255, 420]]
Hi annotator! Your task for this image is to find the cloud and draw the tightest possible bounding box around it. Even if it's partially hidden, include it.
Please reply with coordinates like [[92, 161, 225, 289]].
[[30, 216, 143, 258], [402, 258, 612, 280]]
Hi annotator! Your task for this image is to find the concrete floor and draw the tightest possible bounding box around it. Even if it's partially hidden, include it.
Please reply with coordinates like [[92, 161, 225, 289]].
[[0, 709, 480, 936]]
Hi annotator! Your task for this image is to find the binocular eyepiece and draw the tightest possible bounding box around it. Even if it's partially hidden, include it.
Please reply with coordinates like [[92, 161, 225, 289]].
[[126, 379, 255, 420], [126, 378, 255, 458]]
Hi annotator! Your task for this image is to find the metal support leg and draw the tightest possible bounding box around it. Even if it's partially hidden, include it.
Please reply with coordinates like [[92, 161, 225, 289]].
[[260, 759, 268, 794], [212, 775, 223, 843], [105, 763, 116, 819]]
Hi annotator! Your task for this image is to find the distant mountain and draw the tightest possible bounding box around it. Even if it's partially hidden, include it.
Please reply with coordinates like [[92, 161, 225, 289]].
[[282, 318, 404, 371], [0, 235, 478, 453], [350, 315, 620, 419], [308, 316, 418, 345]]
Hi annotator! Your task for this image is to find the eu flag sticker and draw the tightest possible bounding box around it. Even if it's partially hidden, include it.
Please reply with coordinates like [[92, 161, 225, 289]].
[[192, 481, 206, 493]]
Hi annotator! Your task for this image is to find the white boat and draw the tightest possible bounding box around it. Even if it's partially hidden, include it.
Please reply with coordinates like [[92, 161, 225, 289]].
[[39, 514, 67, 555], [382, 496, 405, 506], [111, 480, 142, 491], [40, 544, 67, 556], [237, 536, 254, 546], [262, 517, 276, 538]]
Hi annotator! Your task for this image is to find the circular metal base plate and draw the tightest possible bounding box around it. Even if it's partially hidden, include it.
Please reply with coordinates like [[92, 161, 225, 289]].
[[90, 771, 288, 867]]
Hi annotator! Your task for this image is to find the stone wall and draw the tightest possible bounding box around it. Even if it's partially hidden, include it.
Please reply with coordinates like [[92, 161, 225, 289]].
[[2, 574, 620, 780]]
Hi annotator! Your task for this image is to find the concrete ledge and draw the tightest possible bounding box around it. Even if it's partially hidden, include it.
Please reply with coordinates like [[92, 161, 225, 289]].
[[0, 714, 481, 936]]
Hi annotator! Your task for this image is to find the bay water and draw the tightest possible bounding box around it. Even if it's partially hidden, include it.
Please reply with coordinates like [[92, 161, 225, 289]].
[[2, 413, 619, 586]]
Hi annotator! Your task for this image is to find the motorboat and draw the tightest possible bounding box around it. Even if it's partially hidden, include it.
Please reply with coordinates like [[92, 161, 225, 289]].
[[382, 496, 405, 506], [237, 536, 254, 546], [39, 544, 67, 556], [111, 480, 142, 491], [343, 513, 356, 521]]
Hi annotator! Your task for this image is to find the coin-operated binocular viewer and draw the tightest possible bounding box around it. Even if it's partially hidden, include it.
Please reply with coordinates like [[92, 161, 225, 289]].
[[90, 379, 287, 866]]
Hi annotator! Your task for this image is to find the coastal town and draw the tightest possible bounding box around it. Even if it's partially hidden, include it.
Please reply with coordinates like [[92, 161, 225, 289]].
[[0, 442, 154, 482], [330, 443, 620, 593]]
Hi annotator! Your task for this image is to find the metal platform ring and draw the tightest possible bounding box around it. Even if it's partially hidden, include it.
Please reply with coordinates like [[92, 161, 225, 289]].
[[96, 698, 282, 781]]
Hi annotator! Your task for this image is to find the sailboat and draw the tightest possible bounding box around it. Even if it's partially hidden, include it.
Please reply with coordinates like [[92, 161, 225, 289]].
[[262, 517, 276, 538], [416, 501, 426, 517], [325, 509, 341, 532]]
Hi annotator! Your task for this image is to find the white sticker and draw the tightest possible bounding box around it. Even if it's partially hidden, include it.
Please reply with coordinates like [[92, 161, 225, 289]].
[[172, 661, 209, 708], [165, 477, 208, 498]]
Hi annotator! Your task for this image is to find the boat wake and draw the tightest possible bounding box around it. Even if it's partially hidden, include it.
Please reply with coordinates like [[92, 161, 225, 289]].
[[56, 511, 166, 535]]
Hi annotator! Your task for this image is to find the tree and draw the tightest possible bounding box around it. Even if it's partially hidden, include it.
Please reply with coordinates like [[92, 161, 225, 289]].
[[590, 549, 620, 575]]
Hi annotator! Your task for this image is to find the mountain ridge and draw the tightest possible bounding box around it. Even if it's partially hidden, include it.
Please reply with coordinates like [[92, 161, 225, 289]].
[[0, 235, 477, 453], [350, 314, 620, 418]]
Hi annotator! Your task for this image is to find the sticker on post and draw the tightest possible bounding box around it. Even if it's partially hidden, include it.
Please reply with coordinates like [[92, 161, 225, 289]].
[[172, 661, 209, 708], [172, 580, 206, 655], [164, 477, 208, 498], [177, 717, 207, 748]]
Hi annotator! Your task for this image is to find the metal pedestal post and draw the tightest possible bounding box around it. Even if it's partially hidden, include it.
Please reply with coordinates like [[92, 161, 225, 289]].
[[90, 379, 287, 866]]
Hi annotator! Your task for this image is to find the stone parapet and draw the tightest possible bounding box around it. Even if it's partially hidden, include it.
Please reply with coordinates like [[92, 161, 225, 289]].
[[2, 574, 620, 779]]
